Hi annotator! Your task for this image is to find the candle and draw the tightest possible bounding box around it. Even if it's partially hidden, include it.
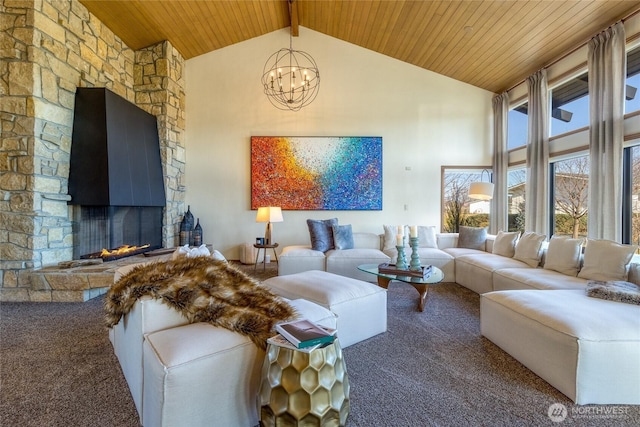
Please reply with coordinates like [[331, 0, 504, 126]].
[[410, 225, 418, 238], [397, 225, 403, 236], [396, 234, 403, 246]]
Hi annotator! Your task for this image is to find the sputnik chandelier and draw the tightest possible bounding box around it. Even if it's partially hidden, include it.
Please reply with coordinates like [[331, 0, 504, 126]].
[[261, 0, 320, 111]]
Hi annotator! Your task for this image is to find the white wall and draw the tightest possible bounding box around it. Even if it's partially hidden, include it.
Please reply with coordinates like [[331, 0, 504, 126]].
[[185, 27, 493, 259]]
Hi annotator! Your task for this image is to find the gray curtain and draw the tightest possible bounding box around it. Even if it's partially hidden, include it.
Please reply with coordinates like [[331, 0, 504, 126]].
[[490, 92, 509, 234], [525, 70, 549, 235], [587, 22, 626, 242]]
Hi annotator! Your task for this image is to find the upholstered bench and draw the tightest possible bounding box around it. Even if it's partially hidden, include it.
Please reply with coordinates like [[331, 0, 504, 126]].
[[141, 298, 336, 427], [263, 270, 387, 347], [480, 289, 640, 405], [111, 294, 336, 426]]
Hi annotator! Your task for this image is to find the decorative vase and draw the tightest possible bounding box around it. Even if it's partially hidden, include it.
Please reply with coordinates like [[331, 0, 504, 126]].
[[184, 205, 194, 245], [409, 237, 421, 271], [179, 214, 190, 246], [396, 245, 408, 270], [193, 218, 203, 246]]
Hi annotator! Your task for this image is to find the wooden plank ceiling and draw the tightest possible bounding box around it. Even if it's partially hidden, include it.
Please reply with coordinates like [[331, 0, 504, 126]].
[[80, 0, 640, 93]]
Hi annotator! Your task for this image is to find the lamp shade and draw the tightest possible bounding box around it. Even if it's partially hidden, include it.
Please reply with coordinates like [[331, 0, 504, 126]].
[[256, 207, 283, 223], [468, 182, 494, 201]]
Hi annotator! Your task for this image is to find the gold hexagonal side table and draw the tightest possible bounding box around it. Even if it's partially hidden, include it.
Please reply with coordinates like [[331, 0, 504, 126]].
[[258, 339, 350, 426]]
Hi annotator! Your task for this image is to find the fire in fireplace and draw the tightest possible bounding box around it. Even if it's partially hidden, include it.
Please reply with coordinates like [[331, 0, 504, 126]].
[[72, 206, 162, 261]]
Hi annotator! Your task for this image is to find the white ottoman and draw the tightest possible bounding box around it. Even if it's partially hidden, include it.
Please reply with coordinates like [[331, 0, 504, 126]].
[[142, 298, 337, 427], [263, 270, 387, 347], [481, 289, 640, 405]]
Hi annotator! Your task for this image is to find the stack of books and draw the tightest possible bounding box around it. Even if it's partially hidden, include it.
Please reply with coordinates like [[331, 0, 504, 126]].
[[268, 319, 336, 352]]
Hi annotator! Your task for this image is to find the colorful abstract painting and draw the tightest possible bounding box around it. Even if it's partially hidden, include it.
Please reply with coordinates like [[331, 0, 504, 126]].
[[251, 136, 382, 210]]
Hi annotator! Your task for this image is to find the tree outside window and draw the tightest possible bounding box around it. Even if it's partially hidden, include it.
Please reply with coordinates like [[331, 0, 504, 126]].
[[553, 156, 589, 238], [442, 169, 490, 232]]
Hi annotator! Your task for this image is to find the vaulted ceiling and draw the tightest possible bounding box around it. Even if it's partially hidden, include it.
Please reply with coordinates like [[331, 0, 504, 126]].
[[80, 0, 640, 93]]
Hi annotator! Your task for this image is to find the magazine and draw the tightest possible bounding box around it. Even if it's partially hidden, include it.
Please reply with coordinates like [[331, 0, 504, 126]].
[[267, 334, 329, 353], [275, 319, 336, 349]]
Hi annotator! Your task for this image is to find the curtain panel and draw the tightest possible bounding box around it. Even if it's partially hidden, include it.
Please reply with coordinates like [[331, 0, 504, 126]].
[[490, 92, 509, 234], [587, 22, 626, 242], [525, 69, 549, 236]]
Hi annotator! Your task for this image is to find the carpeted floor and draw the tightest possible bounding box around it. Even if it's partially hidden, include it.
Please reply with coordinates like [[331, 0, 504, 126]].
[[1, 266, 638, 426]]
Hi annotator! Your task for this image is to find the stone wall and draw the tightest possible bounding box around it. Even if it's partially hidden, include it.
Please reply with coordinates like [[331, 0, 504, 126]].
[[134, 41, 186, 248], [1, 0, 186, 302]]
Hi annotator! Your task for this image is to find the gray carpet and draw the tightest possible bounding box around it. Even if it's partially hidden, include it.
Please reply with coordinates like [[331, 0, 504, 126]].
[[1, 271, 638, 426]]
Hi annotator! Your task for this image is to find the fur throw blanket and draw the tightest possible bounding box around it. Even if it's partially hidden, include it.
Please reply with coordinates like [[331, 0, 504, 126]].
[[586, 280, 640, 305], [105, 256, 296, 349]]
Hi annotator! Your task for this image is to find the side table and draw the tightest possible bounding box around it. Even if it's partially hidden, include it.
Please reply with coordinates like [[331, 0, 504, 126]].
[[258, 339, 350, 426], [253, 243, 279, 271]]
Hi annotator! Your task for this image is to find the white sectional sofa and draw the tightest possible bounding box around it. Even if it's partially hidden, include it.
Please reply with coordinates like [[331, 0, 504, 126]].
[[278, 227, 640, 405], [279, 231, 459, 283]]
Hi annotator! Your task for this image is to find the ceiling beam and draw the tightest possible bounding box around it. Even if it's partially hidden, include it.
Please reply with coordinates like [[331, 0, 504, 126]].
[[290, 0, 299, 36]]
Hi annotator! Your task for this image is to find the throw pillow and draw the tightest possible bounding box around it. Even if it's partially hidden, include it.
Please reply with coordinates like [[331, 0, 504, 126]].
[[513, 231, 546, 267], [417, 226, 438, 248], [307, 218, 338, 252], [457, 226, 487, 250], [492, 231, 520, 258], [383, 225, 409, 251], [543, 235, 584, 276], [577, 239, 637, 281], [172, 244, 211, 259], [332, 224, 354, 250]]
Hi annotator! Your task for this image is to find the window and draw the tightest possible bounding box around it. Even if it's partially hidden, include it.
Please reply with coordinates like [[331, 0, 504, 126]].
[[550, 74, 590, 137], [442, 168, 491, 232], [623, 145, 640, 247], [626, 46, 640, 115], [551, 156, 589, 238], [507, 103, 528, 150], [507, 168, 526, 233]]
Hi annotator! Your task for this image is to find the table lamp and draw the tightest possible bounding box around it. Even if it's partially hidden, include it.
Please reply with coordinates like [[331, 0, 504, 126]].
[[256, 206, 283, 245]]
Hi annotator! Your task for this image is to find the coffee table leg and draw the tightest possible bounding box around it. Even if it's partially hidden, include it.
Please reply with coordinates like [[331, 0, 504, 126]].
[[410, 283, 429, 312], [376, 276, 391, 289]]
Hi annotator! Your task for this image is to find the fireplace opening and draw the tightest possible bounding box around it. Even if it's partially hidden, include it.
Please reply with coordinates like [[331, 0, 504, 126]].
[[72, 206, 163, 261]]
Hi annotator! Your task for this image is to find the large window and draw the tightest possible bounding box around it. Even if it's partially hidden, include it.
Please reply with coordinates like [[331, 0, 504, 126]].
[[550, 74, 590, 137], [507, 103, 528, 150], [624, 145, 640, 246], [551, 156, 589, 238], [626, 46, 640, 115], [507, 168, 526, 233], [442, 168, 491, 232]]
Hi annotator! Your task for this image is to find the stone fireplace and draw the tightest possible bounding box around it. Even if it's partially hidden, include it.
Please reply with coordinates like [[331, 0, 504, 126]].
[[1, 0, 186, 302]]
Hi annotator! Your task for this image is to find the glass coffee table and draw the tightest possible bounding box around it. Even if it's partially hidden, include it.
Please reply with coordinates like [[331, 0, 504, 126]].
[[358, 263, 444, 312]]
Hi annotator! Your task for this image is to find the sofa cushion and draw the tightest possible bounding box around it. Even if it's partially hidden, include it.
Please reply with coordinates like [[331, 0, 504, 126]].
[[382, 225, 409, 251], [543, 235, 584, 277], [417, 226, 438, 248], [492, 231, 520, 258], [493, 267, 589, 291], [457, 226, 487, 250], [332, 224, 354, 250], [307, 218, 338, 252], [513, 231, 546, 267], [578, 239, 637, 281], [454, 253, 530, 294], [442, 247, 487, 258]]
